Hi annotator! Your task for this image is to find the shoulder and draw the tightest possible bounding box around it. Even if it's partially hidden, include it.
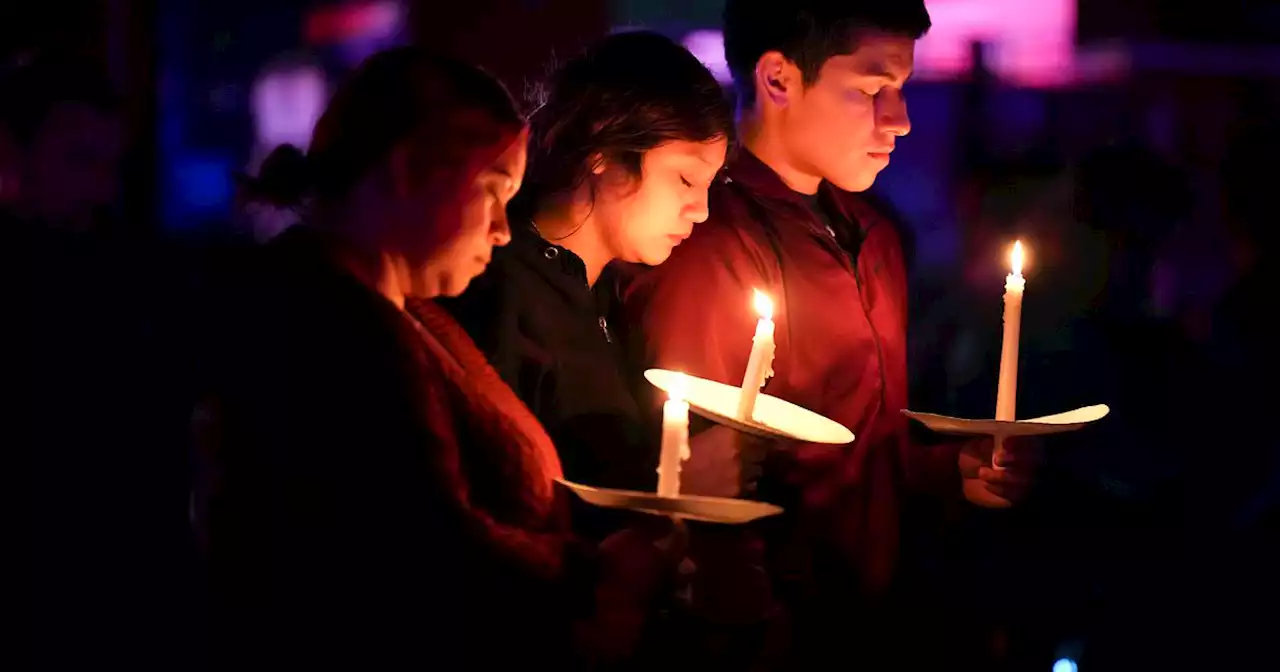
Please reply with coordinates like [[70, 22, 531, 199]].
[[665, 178, 781, 271]]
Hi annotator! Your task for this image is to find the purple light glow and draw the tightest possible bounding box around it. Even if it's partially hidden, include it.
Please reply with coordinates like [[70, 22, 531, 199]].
[[682, 29, 732, 85], [916, 0, 1076, 86], [251, 64, 329, 152]]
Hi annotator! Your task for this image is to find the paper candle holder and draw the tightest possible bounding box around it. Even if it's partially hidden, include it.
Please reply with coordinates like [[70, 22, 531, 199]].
[[902, 404, 1110, 438], [557, 479, 783, 525], [645, 369, 854, 445]]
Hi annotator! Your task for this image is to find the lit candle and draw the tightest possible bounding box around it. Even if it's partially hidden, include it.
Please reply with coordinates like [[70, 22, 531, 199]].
[[994, 241, 1025, 468], [657, 372, 690, 497], [737, 289, 776, 421]]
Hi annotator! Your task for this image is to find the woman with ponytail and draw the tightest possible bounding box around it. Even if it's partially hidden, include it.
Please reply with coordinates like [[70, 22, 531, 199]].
[[204, 46, 679, 670]]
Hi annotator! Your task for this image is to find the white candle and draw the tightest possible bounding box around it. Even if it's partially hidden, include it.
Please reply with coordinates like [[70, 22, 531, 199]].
[[994, 241, 1025, 468], [657, 372, 690, 497], [737, 289, 776, 421]]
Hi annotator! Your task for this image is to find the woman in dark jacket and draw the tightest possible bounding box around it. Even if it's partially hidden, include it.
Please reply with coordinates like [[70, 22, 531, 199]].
[[441, 32, 733, 507], [202, 47, 677, 670]]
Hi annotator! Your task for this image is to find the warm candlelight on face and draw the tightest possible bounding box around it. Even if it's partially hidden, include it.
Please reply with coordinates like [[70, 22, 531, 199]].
[[657, 372, 691, 497], [738, 289, 777, 421]]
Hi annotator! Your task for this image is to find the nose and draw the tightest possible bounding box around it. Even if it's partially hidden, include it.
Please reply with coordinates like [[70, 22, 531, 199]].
[[491, 208, 512, 246], [877, 89, 911, 138], [684, 189, 710, 224]]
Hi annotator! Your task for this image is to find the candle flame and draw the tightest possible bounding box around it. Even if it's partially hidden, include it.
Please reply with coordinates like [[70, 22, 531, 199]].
[[669, 372, 689, 402], [752, 289, 774, 320], [1010, 241, 1024, 277]]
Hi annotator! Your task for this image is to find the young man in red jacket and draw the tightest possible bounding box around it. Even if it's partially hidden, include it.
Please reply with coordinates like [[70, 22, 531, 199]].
[[621, 1, 1039, 666]]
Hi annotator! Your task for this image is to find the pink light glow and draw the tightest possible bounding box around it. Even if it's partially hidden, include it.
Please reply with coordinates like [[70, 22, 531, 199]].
[[915, 0, 1076, 86], [681, 0, 1080, 88], [305, 1, 402, 45]]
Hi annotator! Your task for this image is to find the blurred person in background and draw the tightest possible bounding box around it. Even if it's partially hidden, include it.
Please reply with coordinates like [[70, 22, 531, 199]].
[[12, 53, 192, 670], [0, 55, 122, 235], [1080, 129, 1279, 670]]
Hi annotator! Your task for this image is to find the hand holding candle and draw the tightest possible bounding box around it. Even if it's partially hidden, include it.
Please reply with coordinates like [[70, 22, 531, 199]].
[[993, 241, 1025, 468], [737, 289, 776, 421], [657, 372, 691, 497]]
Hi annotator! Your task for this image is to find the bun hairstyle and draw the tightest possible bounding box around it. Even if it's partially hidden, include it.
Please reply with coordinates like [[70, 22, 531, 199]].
[[240, 46, 523, 211], [510, 31, 733, 221], [237, 144, 311, 209]]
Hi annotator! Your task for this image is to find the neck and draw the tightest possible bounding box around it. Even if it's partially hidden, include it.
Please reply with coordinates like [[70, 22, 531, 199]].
[[532, 202, 611, 286], [739, 112, 822, 195], [313, 205, 412, 308]]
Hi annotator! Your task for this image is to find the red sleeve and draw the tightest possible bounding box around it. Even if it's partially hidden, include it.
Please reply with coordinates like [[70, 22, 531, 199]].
[[621, 216, 782, 396], [848, 203, 963, 503]]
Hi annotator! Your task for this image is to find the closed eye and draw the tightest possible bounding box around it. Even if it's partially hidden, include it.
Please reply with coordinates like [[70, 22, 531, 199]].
[[680, 176, 694, 188]]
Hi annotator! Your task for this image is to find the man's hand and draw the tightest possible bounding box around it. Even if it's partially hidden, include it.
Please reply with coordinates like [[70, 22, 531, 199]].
[[959, 437, 1043, 508]]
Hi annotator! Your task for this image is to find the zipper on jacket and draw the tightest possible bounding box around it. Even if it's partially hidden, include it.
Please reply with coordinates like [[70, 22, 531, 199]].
[[851, 239, 889, 422], [598, 316, 612, 343]]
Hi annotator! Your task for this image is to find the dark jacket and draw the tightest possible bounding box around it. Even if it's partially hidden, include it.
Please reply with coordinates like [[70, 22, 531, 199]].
[[442, 222, 659, 497]]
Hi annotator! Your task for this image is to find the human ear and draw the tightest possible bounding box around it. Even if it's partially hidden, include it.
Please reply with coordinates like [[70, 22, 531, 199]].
[[756, 51, 798, 107]]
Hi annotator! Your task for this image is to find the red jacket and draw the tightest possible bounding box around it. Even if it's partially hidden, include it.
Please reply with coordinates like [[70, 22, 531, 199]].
[[621, 149, 962, 595]]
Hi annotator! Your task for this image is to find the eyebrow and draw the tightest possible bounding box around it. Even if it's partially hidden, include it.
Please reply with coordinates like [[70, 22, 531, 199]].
[[851, 59, 912, 83]]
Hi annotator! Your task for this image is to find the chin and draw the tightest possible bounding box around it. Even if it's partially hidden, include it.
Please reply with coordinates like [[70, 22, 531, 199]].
[[826, 166, 882, 193], [436, 283, 466, 298], [637, 245, 676, 267], [432, 270, 476, 298]]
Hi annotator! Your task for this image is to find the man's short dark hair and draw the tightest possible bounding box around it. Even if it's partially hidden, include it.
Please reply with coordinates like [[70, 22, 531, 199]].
[[723, 0, 931, 104]]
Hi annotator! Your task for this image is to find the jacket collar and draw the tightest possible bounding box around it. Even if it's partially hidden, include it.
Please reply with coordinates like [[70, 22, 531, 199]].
[[723, 147, 880, 235], [508, 220, 590, 286]]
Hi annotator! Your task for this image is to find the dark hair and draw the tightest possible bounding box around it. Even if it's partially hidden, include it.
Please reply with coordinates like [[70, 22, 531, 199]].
[[238, 144, 311, 208], [511, 31, 733, 221], [723, 0, 931, 105], [0, 55, 119, 147], [249, 46, 522, 207]]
